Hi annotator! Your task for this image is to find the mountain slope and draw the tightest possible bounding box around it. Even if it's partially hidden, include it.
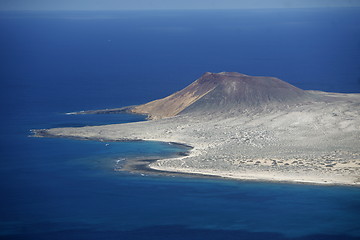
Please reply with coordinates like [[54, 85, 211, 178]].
[[131, 72, 311, 119]]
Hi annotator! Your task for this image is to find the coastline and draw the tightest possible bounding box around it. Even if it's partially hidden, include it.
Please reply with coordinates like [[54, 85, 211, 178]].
[[32, 91, 360, 187], [149, 163, 360, 187], [147, 146, 360, 187], [121, 154, 360, 187], [33, 130, 360, 187]]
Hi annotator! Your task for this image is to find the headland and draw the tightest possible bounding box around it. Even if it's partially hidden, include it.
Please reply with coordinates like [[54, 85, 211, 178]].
[[34, 72, 360, 186]]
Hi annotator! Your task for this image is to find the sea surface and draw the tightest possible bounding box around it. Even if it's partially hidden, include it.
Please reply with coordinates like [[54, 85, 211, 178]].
[[0, 8, 360, 240]]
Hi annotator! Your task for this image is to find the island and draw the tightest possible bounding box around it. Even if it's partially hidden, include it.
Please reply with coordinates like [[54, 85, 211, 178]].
[[34, 72, 360, 185]]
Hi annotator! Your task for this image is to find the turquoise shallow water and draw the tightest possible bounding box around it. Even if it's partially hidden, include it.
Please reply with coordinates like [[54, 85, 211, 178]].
[[0, 8, 360, 240]]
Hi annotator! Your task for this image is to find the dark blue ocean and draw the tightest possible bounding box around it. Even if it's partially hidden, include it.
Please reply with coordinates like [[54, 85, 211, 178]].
[[1, 8, 360, 240]]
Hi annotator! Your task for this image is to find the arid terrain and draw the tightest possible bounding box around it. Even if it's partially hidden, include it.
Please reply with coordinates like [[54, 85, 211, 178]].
[[35, 72, 360, 185]]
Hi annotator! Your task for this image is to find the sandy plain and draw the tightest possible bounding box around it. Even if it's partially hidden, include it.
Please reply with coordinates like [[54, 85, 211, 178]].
[[35, 90, 360, 186]]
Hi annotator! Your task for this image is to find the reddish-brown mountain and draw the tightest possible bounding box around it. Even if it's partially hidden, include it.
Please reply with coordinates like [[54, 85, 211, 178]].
[[131, 72, 311, 119]]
